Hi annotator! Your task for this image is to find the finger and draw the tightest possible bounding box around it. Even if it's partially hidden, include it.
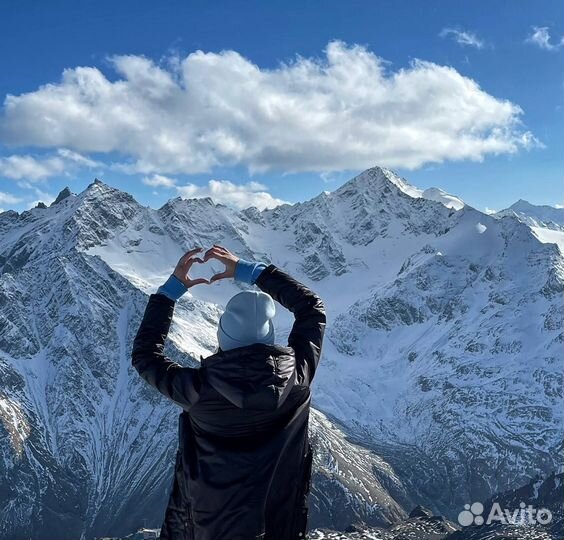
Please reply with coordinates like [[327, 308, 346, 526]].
[[180, 247, 202, 264], [210, 271, 229, 282], [178, 248, 202, 267], [188, 278, 209, 287], [183, 256, 204, 271], [188, 247, 203, 256], [204, 248, 223, 262], [209, 244, 226, 254]]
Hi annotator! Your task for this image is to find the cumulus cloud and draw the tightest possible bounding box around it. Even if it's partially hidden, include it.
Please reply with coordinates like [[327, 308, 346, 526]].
[[0, 154, 66, 181], [0, 191, 23, 205], [0, 41, 537, 174], [440, 28, 485, 49], [27, 188, 56, 208], [320, 171, 340, 183], [142, 172, 285, 210], [142, 173, 177, 187], [176, 179, 287, 210], [0, 149, 102, 181], [57, 148, 103, 167], [526, 26, 564, 51]]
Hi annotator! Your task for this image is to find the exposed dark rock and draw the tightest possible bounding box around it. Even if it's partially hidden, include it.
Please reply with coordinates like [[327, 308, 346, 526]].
[[409, 505, 434, 519], [52, 187, 72, 205]]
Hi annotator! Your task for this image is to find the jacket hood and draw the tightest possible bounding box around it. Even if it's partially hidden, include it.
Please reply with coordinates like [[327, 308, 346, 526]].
[[201, 343, 296, 410]]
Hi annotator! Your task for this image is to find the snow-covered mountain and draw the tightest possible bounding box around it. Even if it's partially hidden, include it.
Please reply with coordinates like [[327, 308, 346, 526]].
[[493, 199, 564, 256], [0, 167, 562, 539], [495, 200, 564, 231]]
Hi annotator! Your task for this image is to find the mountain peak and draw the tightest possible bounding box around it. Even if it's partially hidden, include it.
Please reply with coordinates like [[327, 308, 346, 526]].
[[161, 195, 218, 212], [338, 166, 421, 198], [339, 166, 467, 211], [51, 187, 73, 206], [510, 199, 534, 210], [500, 198, 564, 230], [80, 178, 135, 203], [86, 178, 107, 189]]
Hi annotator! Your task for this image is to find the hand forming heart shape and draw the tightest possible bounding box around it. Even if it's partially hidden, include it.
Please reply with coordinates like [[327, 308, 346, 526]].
[[172, 245, 240, 288]]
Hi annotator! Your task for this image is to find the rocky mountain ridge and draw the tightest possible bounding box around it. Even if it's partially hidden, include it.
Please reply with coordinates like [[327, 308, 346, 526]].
[[0, 167, 561, 539]]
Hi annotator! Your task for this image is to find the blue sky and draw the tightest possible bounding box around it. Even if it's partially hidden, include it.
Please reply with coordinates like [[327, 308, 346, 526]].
[[0, 0, 562, 213]]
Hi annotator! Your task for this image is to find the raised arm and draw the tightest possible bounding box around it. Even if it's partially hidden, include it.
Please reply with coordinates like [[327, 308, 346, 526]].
[[131, 248, 208, 409], [255, 265, 326, 387]]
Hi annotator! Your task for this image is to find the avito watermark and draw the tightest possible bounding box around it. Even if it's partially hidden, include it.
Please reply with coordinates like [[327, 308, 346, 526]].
[[458, 501, 552, 527]]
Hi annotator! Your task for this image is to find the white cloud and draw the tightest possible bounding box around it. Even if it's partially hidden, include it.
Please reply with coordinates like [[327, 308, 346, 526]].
[[144, 173, 284, 209], [0, 191, 23, 204], [176, 179, 287, 210], [142, 173, 176, 187], [484, 207, 498, 215], [27, 188, 56, 209], [0, 154, 66, 180], [320, 171, 339, 183], [0, 149, 103, 181], [57, 148, 103, 167], [440, 28, 485, 49], [526, 26, 564, 51], [0, 184, 57, 210], [0, 41, 537, 174]]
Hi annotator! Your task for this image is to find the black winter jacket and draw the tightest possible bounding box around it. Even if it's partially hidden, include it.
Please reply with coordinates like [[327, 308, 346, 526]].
[[132, 264, 326, 540]]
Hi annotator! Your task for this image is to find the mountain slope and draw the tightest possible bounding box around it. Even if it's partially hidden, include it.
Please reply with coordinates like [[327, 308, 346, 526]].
[[0, 177, 410, 539], [0, 168, 562, 538], [495, 200, 564, 231], [493, 199, 564, 255]]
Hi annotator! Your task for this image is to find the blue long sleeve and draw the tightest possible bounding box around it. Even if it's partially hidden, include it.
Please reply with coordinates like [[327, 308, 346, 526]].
[[157, 274, 188, 301], [235, 259, 267, 284]]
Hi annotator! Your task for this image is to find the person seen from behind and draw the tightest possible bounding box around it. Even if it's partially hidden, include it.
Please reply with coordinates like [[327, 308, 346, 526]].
[[132, 245, 326, 540]]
